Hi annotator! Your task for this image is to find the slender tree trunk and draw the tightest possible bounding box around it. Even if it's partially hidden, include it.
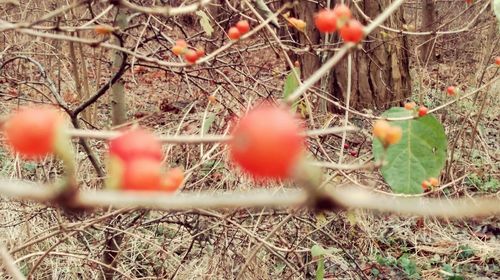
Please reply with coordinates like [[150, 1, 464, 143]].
[[420, 0, 436, 63], [111, 9, 127, 126]]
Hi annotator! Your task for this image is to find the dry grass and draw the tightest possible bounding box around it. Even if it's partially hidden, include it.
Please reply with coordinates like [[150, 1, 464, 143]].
[[1, 0, 499, 279]]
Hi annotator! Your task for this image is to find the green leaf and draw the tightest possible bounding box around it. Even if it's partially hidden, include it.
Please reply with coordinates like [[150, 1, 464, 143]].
[[283, 67, 300, 109], [195, 10, 214, 36], [311, 244, 326, 257], [373, 107, 447, 194], [494, 0, 500, 32]]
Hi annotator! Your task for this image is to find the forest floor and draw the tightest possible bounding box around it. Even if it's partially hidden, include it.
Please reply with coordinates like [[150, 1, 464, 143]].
[[1, 3, 500, 279]]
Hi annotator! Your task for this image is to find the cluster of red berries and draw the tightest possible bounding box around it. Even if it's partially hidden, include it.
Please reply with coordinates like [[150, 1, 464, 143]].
[[1, 106, 184, 192], [373, 120, 402, 147], [108, 129, 184, 192], [314, 4, 364, 43], [172, 39, 205, 64], [404, 102, 428, 117], [422, 177, 439, 191], [228, 20, 250, 40]]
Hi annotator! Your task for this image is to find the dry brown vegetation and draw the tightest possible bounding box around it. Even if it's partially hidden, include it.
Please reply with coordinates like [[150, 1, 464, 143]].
[[0, 0, 499, 279]]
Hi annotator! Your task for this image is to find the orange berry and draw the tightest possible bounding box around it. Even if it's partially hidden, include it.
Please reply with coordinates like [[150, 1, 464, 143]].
[[429, 177, 439, 186], [184, 50, 199, 64], [314, 9, 337, 33], [339, 19, 364, 43], [109, 128, 163, 163], [495, 56, 500, 66], [418, 106, 428, 117], [422, 180, 431, 191], [228, 27, 241, 40], [162, 167, 185, 192], [235, 20, 250, 34], [122, 158, 163, 191], [404, 102, 416, 110], [208, 95, 216, 103], [175, 39, 188, 48], [333, 4, 352, 24], [373, 120, 391, 141], [386, 126, 402, 145], [229, 104, 305, 179], [3, 106, 63, 159], [94, 24, 114, 35], [172, 45, 186, 56], [446, 86, 456, 96]]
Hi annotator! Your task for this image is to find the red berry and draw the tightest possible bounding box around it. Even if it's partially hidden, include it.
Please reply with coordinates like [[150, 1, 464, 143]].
[[229, 104, 305, 179], [122, 158, 163, 191], [446, 86, 456, 96], [495, 56, 500, 66], [109, 128, 163, 163], [422, 180, 431, 191], [163, 167, 185, 192], [184, 50, 199, 64], [350, 150, 357, 157], [235, 20, 250, 34], [314, 9, 337, 33], [333, 4, 352, 21], [195, 48, 205, 58], [465, 0, 473, 4], [228, 27, 241, 40], [343, 143, 349, 149], [340, 19, 364, 43], [3, 106, 63, 158], [418, 106, 428, 117]]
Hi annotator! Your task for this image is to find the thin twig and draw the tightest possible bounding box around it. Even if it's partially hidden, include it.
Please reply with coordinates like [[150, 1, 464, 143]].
[[0, 245, 26, 280]]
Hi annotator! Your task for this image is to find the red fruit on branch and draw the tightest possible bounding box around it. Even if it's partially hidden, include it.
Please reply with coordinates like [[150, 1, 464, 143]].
[[195, 48, 205, 58], [122, 158, 163, 191], [235, 20, 250, 34], [422, 180, 431, 191], [228, 27, 241, 40], [3, 106, 63, 158], [333, 4, 352, 25], [175, 39, 187, 48], [446, 86, 456, 96], [339, 19, 364, 43], [404, 102, 416, 110], [109, 128, 163, 163], [172, 45, 186, 56], [314, 9, 337, 33], [429, 177, 439, 186], [163, 167, 185, 192], [418, 106, 428, 117], [184, 50, 199, 64], [229, 104, 305, 179], [495, 56, 500, 66]]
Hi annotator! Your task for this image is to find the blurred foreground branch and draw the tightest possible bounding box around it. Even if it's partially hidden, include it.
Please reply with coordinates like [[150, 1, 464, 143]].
[[0, 179, 498, 218]]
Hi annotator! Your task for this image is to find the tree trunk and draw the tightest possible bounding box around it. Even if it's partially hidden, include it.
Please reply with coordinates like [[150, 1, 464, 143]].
[[288, 0, 411, 111], [420, 0, 436, 63]]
